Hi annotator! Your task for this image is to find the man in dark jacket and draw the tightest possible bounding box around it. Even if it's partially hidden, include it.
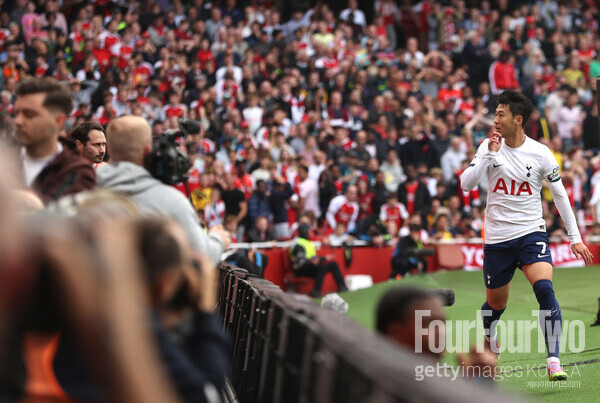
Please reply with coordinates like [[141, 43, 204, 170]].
[[15, 77, 95, 204], [390, 224, 429, 279], [269, 174, 294, 239], [247, 215, 274, 243], [247, 179, 271, 226]]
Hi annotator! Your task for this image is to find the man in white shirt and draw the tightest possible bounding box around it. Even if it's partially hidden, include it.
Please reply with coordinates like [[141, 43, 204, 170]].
[[554, 88, 583, 152], [440, 136, 466, 187], [339, 0, 366, 27], [297, 165, 320, 218], [461, 90, 593, 381]]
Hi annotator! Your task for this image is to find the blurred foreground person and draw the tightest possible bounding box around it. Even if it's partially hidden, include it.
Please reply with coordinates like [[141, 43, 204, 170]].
[[0, 190, 230, 402], [15, 77, 95, 204], [376, 286, 497, 381], [0, 206, 180, 401], [96, 115, 229, 264]]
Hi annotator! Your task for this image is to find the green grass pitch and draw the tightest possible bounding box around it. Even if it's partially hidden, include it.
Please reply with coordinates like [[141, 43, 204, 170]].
[[341, 266, 600, 402]]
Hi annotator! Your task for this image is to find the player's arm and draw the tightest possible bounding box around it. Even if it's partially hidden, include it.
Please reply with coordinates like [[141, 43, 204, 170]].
[[460, 137, 498, 192], [547, 176, 594, 265]]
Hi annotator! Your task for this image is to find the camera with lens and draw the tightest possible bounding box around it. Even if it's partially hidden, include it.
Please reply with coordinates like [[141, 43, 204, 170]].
[[405, 247, 435, 258], [145, 119, 200, 186]]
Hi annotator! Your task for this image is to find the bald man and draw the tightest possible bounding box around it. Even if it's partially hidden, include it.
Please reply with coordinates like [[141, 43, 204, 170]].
[[96, 116, 230, 264]]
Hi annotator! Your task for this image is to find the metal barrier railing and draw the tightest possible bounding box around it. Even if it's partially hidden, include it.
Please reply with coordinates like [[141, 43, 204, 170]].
[[217, 262, 518, 403]]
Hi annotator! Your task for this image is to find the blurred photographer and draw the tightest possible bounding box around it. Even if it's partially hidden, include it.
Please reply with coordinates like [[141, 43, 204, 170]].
[[135, 217, 231, 400], [390, 223, 430, 279], [0, 208, 181, 402], [96, 115, 229, 264]]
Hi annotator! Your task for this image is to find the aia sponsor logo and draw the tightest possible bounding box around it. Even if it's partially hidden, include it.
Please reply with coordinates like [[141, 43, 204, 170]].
[[492, 178, 532, 196]]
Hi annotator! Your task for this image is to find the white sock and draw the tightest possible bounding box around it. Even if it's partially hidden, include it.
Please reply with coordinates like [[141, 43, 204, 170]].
[[547, 357, 560, 366], [485, 334, 497, 343]]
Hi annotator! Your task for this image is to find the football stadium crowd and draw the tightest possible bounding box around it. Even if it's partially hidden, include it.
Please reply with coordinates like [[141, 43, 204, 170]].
[[0, 0, 599, 244], [0, 0, 599, 401]]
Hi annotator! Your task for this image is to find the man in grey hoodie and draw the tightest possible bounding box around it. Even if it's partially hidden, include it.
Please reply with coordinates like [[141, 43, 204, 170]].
[[96, 116, 230, 264]]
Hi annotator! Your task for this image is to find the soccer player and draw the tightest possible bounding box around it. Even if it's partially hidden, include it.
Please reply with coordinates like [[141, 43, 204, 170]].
[[461, 90, 593, 381]]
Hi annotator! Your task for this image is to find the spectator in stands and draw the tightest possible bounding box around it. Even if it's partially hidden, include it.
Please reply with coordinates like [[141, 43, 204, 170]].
[[380, 148, 405, 193], [329, 222, 351, 245], [234, 158, 253, 200], [440, 136, 466, 189], [397, 165, 431, 225], [225, 248, 269, 277], [247, 179, 270, 227], [269, 172, 294, 240], [356, 175, 374, 222], [340, 0, 366, 28], [489, 51, 520, 94], [247, 215, 273, 243], [351, 214, 390, 247], [554, 88, 584, 152], [15, 77, 95, 204], [289, 223, 348, 298], [96, 116, 229, 264], [204, 186, 225, 228], [380, 192, 409, 231], [318, 169, 338, 223], [70, 121, 107, 169], [326, 184, 359, 233], [219, 173, 247, 241], [430, 209, 454, 241], [297, 164, 321, 218], [582, 102, 599, 153]]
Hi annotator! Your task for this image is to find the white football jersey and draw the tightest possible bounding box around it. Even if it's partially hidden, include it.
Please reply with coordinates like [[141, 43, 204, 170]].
[[469, 136, 561, 244]]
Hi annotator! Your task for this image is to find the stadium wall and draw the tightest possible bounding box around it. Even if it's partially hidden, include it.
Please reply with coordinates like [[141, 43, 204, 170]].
[[229, 240, 600, 295]]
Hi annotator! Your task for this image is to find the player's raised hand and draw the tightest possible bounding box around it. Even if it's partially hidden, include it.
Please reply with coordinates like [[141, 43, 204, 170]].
[[489, 124, 502, 152], [571, 242, 594, 265]]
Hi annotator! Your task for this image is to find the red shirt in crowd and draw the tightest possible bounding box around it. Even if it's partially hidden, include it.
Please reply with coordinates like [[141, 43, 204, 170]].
[[380, 201, 409, 230], [489, 60, 519, 94], [404, 182, 419, 214]]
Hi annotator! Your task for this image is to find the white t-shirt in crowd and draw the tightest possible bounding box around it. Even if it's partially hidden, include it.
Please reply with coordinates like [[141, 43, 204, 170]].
[[21, 142, 62, 187], [298, 177, 320, 218]]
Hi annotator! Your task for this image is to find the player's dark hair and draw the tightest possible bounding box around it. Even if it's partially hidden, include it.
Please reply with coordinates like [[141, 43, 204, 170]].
[[71, 121, 105, 145], [298, 165, 309, 174], [497, 90, 534, 126], [376, 286, 436, 334]]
